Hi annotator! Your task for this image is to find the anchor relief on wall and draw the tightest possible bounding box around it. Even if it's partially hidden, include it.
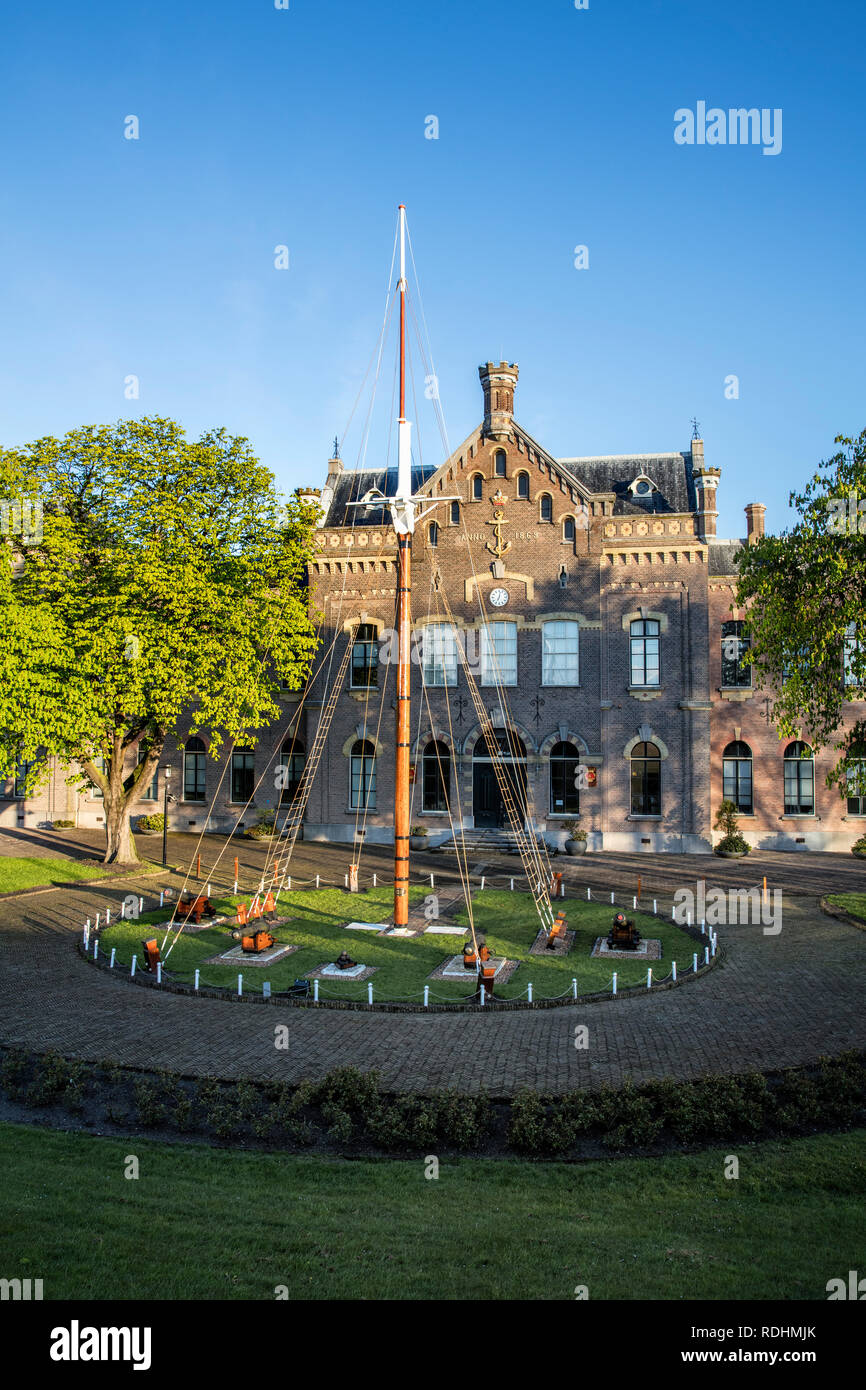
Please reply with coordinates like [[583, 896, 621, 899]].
[[486, 490, 512, 559]]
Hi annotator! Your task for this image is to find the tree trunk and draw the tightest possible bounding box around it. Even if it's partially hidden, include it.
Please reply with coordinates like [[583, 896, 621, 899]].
[[103, 793, 140, 865]]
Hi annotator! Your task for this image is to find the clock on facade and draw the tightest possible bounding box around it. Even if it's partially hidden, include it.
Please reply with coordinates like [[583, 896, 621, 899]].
[[489, 587, 509, 607]]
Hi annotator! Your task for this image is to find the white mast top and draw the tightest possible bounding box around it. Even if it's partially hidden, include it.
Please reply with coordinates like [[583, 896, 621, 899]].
[[393, 204, 414, 535]]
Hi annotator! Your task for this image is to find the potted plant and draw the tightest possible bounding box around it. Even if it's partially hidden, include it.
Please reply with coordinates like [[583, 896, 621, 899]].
[[409, 825, 429, 851], [245, 811, 276, 841], [851, 834, 866, 859], [136, 813, 164, 835], [563, 822, 587, 855], [50, 819, 76, 831], [714, 800, 751, 857]]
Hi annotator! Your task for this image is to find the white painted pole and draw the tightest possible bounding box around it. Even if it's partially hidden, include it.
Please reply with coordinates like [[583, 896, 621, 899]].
[[481, 876, 485, 890], [687, 910, 692, 926], [238, 973, 243, 996], [207, 882, 211, 897], [233, 879, 238, 894], [586, 886, 591, 900], [480, 984, 486, 1007], [610, 891, 614, 904], [314, 979, 319, 1003], [110, 948, 116, 969], [160, 891, 164, 908], [156, 962, 162, 984], [672, 961, 677, 982], [345, 873, 348, 887], [95, 913, 101, 928], [138, 897, 144, 913], [316, 874, 320, 888], [367, 981, 373, 1005], [646, 967, 652, 989], [288, 876, 291, 890], [510, 878, 514, 891], [528, 982, 533, 1003], [612, 971, 617, 996], [93, 939, 99, 960], [106, 909, 111, 925], [373, 873, 377, 887], [633, 896, 637, 909], [194, 968, 200, 991], [704, 946, 709, 966], [653, 899, 657, 915], [572, 977, 578, 999], [701, 917, 705, 934], [693, 952, 698, 973], [131, 955, 137, 977], [430, 873, 434, 887]]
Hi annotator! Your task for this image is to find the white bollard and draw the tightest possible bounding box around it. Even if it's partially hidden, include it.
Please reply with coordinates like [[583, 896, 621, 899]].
[[316, 875, 320, 889], [93, 939, 99, 961], [367, 981, 373, 1005], [646, 967, 652, 989], [610, 891, 614, 904], [687, 911, 692, 926], [160, 891, 164, 908], [110, 948, 116, 969], [693, 952, 698, 973], [131, 955, 137, 977], [138, 897, 144, 913], [572, 977, 578, 999], [586, 886, 591, 900], [711, 937, 717, 958], [194, 969, 200, 991], [528, 982, 533, 1003], [481, 876, 485, 890], [287, 877, 291, 890], [106, 909, 111, 926], [263, 982, 271, 1000], [653, 899, 657, 915], [314, 978, 319, 1003], [633, 896, 637, 909], [612, 972, 617, 996], [233, 879, 238, 894], [372, 873, 377, 887], [156, 962, 162, 984], [345, 874, 348, 887], [430, 873, 434, 888], [700, 917, 705, 934], [207, 883, 211, 897], [238, 974, 243, 996], [424, 985, 429, 1007], [480, 985, 486, 1007], [83, 921, 90, 948], [704, 946, 709, 966], [672, 961, 677, 982], [95, 913, 101, 928], [510, 878, 514, 891]]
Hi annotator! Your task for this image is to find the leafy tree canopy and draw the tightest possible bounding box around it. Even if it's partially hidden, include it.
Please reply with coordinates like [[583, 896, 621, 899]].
[[0, 417, 319, 860]]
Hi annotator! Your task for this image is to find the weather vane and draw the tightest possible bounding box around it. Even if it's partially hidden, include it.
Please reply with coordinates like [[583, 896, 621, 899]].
[[690, 417, 701, 440], [333, 435, 341, 459]]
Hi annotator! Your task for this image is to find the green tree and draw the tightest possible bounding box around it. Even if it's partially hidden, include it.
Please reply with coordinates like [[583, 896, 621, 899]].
[[0, 418, 319, 863], [735, 430, 866, 798]]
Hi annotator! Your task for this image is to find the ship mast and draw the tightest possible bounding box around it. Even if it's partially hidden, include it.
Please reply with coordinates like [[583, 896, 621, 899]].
[[392, 205, 413, 927]]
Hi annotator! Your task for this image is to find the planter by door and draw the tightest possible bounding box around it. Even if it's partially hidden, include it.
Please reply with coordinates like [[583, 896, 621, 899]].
[[565, 839, 587, 856]]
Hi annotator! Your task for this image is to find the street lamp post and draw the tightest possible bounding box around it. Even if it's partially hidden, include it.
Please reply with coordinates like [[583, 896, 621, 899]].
[[162, 765, 173, 868]]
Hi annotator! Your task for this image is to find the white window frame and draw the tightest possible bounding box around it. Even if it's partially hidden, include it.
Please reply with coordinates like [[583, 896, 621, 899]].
[[542, 620, 580, 687]]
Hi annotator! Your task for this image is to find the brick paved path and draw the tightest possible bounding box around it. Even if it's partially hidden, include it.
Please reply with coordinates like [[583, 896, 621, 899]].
[[1, 833, 864, 1094]]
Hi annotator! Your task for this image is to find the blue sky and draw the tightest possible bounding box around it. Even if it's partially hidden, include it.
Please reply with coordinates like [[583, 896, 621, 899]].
[[1, 0, 864, 539]]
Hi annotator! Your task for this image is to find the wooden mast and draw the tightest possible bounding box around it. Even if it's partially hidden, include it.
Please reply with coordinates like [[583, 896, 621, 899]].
[[393, 205, 412, 928]]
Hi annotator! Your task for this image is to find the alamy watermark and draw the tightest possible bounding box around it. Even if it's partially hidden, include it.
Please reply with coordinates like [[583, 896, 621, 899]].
[[1, 499, 43, 545], [673, 879, 782, 935], [674, 103, 782, 157]]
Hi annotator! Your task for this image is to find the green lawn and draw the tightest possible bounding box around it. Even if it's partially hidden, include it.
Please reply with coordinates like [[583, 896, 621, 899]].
[[100, 887, 699, 1002], [0, 1121, 862, 1300], [0, 856, 135, 895], [827, 893, 866, 925]]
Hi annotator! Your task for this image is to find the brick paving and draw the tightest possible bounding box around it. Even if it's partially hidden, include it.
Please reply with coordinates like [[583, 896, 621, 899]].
[[0, 831, 864, 1094]]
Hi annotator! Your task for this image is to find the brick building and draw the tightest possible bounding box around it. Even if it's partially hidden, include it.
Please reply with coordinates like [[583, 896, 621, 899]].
[[4, 360, 863, 853]]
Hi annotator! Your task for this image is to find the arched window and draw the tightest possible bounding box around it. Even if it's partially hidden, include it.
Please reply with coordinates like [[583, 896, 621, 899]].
[[516, 471, 530, 500], [846, 740, 866, 816], [350, 739, 376, 810], [429, 521, 439, 548], [542, 621, 579, 686], [539, 493, 553, 523], [450, 500, 460, 525], [471, 473, 483, 501], [563, 516, 576, 543], [422, 740, 450, 812], [278, 738, 305, 803], [784, 741, 814, 815], [630, 619, 660, 687], [630, 742, 661, 816], [721, 619, 751, 688], [351, 623, 378, 689], [722, 740, 752, 814], [494, 449, 507, 477], [231, 747, 255, 804], [550, 741, 580, 815], [183, 736, 206, 803]]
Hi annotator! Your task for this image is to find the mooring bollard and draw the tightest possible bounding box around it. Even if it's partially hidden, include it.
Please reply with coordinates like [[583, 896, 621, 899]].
[[646, 967, 652, 989], [572, 977, 578, 999], [528, 982, 533, 1003], [424, 985, 429, 1007], [612, 972, 617, 996], [693, 952, 698, 973], [110, 948, 116, 969], [131, 955, 137, 977], [672, 961, 677, 982], [367, 981, 373, 1005], [314, 979, 319, 1003], [238, 974, 243, 997], [194, 968, 200, 991]]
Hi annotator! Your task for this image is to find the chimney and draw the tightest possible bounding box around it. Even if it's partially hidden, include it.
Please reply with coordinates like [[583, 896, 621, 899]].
[[745, 502, 766, 544], [692, 441, 720, 539], [479, 361, 518, 440]]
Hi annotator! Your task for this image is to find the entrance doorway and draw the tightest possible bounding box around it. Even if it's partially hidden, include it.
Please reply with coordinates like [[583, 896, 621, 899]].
[[472, 731, 527, 829]]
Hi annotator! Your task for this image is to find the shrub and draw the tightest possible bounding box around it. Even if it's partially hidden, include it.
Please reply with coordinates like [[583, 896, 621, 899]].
[[51, 819, 75, 829], [24, 1051, 86, 1110], [322, 1103, 355, 1144], [133, 1078, 168, 1127], [311, 1067, 381, 1115], [137, 813, 165, 831], [0, 1050, 30, 1101], [507, 1090, 551, 1154], [714, 799, 751, 854], [245, 811, 276, 840]]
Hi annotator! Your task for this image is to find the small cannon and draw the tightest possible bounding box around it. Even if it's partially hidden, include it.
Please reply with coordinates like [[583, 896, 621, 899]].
[[607, 912, 642, 951], [231, 926, 276, 954], [334, 949, 357, 971], [178, 894, 216, 924]]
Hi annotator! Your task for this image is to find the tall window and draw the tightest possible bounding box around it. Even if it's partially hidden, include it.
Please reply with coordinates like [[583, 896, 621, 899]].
[[563, 516, 576, 543], [516, 471, 529, 500], [134, 747, 158, 802], [494, 449, 507, 477], [12, 758, 33, 798], [539, 493, 553, 523], [784, 741, 814, 815], [471, 474, 483, 501], [429, 521, 439, 548], [278, 738, 305, 803], [422, 740, 450, 812], [87, 756, 107, 800], [542, 620, 579, 686], [481, 621, 518, 686], [844, 623, 862, 687], [722, 740, 753, 814], [846, 742, 866, 815], [549, 742, 580, 815], [351, 623, 378, 689], [631, 742, 661, 815], [721, 620, 751, 688], [181, 737, 206, 802], [422, 623, 458, 687], [630, 619, 660, 687], [450, 500, 460, 525], [231, 748, 255, 803], [350, 739, 376, 810]]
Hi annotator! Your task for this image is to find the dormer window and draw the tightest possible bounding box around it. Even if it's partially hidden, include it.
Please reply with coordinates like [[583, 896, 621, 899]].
[[629, 475, 657, 499]]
